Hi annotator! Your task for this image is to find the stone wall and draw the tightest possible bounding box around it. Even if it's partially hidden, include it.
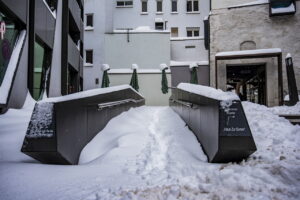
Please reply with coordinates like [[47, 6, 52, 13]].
[[209, 2, 300, 106]]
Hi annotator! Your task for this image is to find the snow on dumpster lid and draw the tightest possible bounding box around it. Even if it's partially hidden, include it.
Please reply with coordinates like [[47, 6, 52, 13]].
[[40, 85, 138, 103], [215, 48, 282, 58], [177, 83, 239, 101]]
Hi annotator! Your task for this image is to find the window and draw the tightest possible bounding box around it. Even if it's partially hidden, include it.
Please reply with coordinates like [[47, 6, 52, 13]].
[[157, 0, 163, 12], [116, 1, 133, 7], [186, 27, 200, 37], [33, 40, 52, 100], [171, 0, 177, 12], [187, 0, 199, 12], [0, 11, 21, 87], [171, 27, 178, 37], [86, 50, 93, 64], [141, 0, 148, 13], [155, 22, 164, 30], [86, 14, 93, 27]]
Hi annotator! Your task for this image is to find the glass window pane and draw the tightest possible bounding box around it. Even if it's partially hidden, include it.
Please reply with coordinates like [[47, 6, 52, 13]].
[[33, 41, 45, 100], [187, 1, 192, 12], [187, 30, 193, 37], [193, 0, 199, 11], [142, 1, 148, 12], [157, 1, 162, 12], [117, 1, 124, 6], [86, 50, 93, 64], [125, 1, 133, 6], [155, 22, 164, 30], [194, 30, 199, 36], [172, 1, 177, 12], [171, 27, 178, 37], [86, 15, 93, 27]]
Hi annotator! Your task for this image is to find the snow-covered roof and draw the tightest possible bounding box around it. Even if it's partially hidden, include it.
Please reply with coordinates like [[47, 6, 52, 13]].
[[216, 48, 282, 58], [170, 60, 209, 66], [228, 0, 269, 9], [177, 83, 239, 101], [40, 85, 137, 103], [0, 30, 26, 105]]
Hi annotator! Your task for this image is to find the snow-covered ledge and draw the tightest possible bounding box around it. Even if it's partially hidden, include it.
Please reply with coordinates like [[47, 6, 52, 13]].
[[0, 30, 26, 105], [215, 48, 282, 58], [177, 83, 239, 101], [40, 85, 140, 103]]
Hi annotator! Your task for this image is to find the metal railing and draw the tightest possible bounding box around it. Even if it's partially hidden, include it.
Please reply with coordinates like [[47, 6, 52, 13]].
[[98, 99, 144, 110]]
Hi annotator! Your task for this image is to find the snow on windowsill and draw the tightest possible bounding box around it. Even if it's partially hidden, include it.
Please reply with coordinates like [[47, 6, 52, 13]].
[[186, 11, 201, 14], [156, 12, 164, 15], [140, 12, 148, 15], [85, 26, 94, 31], [170, 36, 204, 41], [216, 48, 282, 57], [177, 83, 239, 101], [0, 30, 26, 105], [84, 63, 93, 67], [40, 85, 138, 103], [171, 12, 178, 14], [170, 60, 209, 66]]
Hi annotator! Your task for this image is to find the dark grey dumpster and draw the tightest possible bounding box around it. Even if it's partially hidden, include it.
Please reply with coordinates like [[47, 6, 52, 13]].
[[169, 83, 257, 163], [21, 85, 145, 165]]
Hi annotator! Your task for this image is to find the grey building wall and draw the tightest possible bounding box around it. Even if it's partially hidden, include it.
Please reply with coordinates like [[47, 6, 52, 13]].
[[209, 2, 300, 106]]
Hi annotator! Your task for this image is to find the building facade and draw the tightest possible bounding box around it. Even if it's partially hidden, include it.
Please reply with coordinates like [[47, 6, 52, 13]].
[[0, 0, 84, 113], [209, 0, 300, 106], [84, 0, 210, 105]]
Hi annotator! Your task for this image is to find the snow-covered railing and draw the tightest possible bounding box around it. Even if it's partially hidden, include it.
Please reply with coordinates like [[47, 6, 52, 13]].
[[169, 83, 257, 163], [21, 85, 145, 165]]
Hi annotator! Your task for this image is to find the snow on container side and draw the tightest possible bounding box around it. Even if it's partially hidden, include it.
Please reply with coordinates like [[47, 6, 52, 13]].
[[170, 83, 257, 163], [21, 85, 145, 165]]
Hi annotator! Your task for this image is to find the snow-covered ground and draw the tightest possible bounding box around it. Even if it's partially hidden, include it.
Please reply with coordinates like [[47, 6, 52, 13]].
[[0, 100, 299, 200]]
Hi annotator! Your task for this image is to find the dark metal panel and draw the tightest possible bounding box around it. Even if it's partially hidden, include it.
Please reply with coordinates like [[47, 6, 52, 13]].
[[21, 87, 145, 165], [61, 0, 69, 95], [169, 88, 256, 163], [68, 35, 80, 71], [1, 0, 27, 24], [35, 0, 55, 48], [68, 0, 81, 30]]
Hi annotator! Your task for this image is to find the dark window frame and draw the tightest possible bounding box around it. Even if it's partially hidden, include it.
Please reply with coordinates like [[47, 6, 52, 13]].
[[86, 14, 93, 27], [171, 0, 178, 12], [85, 50, 93, 64], [157, 0, 163, 12], [141, 1, 148, 12]]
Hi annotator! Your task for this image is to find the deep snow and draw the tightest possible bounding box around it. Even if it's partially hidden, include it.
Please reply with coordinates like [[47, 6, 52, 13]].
[[0, 100, 299, 200]]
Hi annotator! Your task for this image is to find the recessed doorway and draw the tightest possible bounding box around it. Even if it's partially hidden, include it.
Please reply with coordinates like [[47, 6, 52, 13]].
[[226, 64, 266, 105]]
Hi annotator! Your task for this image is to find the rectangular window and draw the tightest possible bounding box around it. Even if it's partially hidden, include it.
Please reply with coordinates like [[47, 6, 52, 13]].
[[157, 1, 163, 12], [187, 0, 199, 12], [171, 27, 178, 37], [142, 1, 148, 12], [155, 22, 164, 30], [86, 50, 93, 64], [116, 1, 133, 7], [86, 14, 93, 27], [186, 27, 200, 37], [171, 0, 177, 12]]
